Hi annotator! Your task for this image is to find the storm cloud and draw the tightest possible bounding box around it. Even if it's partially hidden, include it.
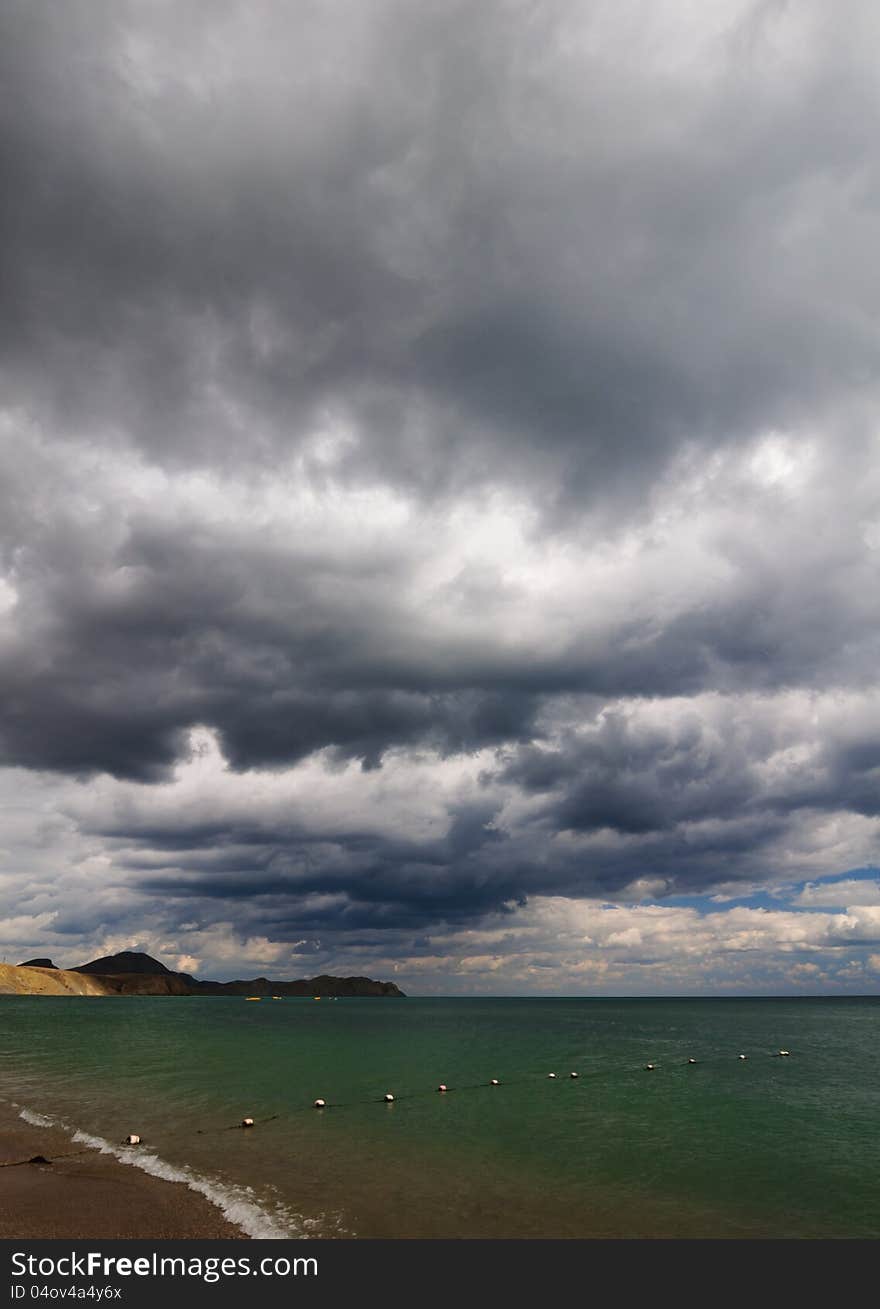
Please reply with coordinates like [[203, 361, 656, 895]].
[[1, 1, 879, 990]]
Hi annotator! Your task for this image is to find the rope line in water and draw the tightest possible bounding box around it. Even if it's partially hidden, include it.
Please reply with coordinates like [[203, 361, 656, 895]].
[[0, 1148, 91, 1169], [195, 1112, 281, 1135], [9, 1051, 792, 1146], [288, 1050, 796, 1115]]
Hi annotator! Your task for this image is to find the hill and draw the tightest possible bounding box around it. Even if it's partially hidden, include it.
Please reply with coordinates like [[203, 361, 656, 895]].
[[0, 963, 107, 996], [73, 950, 173, 975], [189, 973, 405, 997], [1, 951, 405, 997]]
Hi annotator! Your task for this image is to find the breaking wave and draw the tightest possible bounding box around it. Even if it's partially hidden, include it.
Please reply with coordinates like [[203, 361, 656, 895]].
[[18, 1107, 54, 1128], [68, 1128, 299, 1239], [11, 1101, 303, 1238]]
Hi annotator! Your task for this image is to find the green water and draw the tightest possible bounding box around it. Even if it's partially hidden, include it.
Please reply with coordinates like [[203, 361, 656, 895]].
[[1, 997, 878, 1238]]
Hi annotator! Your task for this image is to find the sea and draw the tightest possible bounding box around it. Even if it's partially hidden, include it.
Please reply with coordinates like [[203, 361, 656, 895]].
[[1, 996, 878, 1239]]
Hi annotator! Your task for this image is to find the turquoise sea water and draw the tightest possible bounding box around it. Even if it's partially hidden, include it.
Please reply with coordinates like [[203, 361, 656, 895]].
[[1, 996, 878, 1238]]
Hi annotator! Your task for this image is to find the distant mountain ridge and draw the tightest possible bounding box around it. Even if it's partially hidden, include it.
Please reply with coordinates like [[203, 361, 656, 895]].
[[8, 949, 405, 997], [74, 951, 173, 975]]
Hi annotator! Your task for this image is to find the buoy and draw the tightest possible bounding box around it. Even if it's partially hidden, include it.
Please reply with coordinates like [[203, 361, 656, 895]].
[[241, 1117, 254, 1128], [778, 1050, 791, 1057], [687, 1058, 697, 1065], [569, 1072, 579, 1079], [313, 1099, 326, 1109], [490, 1078, 500, 1086], [738, 1054, 748, 1061], [123, 1134, 141, 1146], [547, 1072, 557, 1079], [644, 1064, 655, 1071], [437, 1084, 448, 1093], [384, 1093, 395, 1103]]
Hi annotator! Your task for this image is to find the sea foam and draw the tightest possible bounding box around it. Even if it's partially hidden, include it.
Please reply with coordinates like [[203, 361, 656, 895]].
[[12, 1097, 339, 1239], [14, 1098, 299, 1239], [69, 1129, 298, 1239], [18, 1107, 54, 1128]]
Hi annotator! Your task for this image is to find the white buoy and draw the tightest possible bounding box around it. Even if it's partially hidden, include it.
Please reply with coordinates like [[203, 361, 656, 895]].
[[313, 1099, 326, 1109], [569, 1072, 579, 1079], [644, 1063, 655, 1071], [490, 1078, 500, 1086], [437, 1084, 448, 1093], [384, 1093, 395, 1103], [123, 1134, 141, 1146], [547, 1072, 557, 1079], [241, 1117, 254, 1128], [738, 1054, 748, 1061], [778, 1050, 791, 1057]]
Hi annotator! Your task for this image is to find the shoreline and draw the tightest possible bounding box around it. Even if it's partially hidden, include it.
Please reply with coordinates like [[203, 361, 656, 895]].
[[0, 1102, 247, 1240]]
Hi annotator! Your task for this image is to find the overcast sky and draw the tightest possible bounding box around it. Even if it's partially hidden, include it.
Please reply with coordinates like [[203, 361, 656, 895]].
[[2, 0, 879, 992]]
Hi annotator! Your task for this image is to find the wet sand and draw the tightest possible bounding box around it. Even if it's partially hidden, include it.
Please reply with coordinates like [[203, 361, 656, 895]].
[[0, 1103, 244, 1239]]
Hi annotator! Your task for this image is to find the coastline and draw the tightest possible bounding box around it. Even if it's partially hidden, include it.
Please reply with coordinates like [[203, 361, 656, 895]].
[[0, 1102, 246, 1240]]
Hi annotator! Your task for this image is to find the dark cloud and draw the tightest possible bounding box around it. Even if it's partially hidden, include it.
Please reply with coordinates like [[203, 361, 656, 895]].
[[3, 1, 880, 500], [1, 2, 879, 979], [60, 696, 870, 939], [89, 797, 527, 933], [1, 474, 878, 781]]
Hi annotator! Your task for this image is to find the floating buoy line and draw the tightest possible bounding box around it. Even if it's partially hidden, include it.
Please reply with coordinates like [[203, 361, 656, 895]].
[[8, 1050, 795, 1154], [205, 1049, 798, 1126]]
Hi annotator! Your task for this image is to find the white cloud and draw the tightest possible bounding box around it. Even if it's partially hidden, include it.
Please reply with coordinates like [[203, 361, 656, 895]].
[[382, 896, 880, 995], [793, 879, 880, 909]]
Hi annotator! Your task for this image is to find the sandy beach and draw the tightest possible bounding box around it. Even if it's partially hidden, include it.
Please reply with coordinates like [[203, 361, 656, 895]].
[[0, 1103, 244, 1240]]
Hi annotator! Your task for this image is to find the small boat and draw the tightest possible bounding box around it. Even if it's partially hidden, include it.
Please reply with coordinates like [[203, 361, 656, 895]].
[[272, 996, 282, 1000], [245, 996, 261, 1001]]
